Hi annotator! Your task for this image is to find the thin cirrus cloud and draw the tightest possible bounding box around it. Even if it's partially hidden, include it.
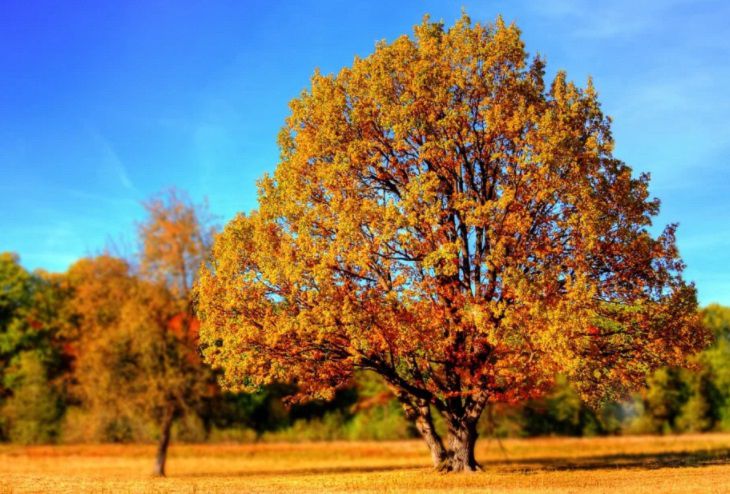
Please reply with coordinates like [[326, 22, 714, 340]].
[[87, 126, 138, 193]]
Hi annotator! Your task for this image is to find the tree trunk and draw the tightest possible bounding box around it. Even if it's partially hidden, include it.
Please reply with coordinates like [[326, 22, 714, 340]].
[[152, 407, 174, 477], [396, 395, 448, 468], [389, 382, 485, 473], [413, 404, 448, 467], [442, 418, 480, 472]]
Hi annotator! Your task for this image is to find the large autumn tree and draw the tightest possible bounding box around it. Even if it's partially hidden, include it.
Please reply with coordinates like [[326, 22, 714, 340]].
[[196, 15, 708, 471]]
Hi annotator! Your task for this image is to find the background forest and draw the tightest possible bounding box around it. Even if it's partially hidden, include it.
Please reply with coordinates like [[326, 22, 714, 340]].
[[1, 189, 727, 446]]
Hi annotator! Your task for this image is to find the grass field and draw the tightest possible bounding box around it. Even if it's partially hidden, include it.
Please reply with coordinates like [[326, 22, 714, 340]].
[[2, 434, 730, 493]]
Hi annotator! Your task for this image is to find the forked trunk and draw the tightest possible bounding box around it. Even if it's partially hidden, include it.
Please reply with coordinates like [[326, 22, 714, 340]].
[[393, 386, 485, 472], [152, 408, 174, 477]]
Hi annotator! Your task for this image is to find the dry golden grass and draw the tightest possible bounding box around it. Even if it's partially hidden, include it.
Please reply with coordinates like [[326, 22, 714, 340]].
[[2, 434, 730, 493]]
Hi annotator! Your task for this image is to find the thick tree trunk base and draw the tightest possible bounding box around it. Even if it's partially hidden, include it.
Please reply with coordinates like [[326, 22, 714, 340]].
[[435, 456, 483, 473], [438, 418, 481, 473], [394, 392, 485, 474]]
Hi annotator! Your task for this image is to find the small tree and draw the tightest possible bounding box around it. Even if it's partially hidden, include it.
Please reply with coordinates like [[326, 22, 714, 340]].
[[137, 189, 215, 476], [67, 190, 214, 476], [196, 15, 707, 471]]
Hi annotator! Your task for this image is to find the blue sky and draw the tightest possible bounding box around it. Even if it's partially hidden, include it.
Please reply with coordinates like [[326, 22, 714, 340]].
[[1, 0, 728, 305]]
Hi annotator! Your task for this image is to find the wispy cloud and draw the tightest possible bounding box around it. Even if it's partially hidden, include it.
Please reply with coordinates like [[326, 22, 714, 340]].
[[87, 126, 137, 193]]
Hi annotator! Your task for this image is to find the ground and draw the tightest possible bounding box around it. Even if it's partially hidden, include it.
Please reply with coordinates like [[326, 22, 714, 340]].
[[2, 434, 730, 493]]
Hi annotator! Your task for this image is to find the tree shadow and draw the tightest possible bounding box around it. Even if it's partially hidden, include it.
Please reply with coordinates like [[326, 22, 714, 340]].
[[176, 464, 426, 478], [174, 448, 730, 478], [485, 448, 730, 473]]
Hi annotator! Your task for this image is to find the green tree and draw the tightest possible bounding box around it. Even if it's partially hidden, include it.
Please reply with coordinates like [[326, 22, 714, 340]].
[[2, 350, 63, 443], [632, 367, 688, 433], [696, 305, 730, 428], [0, 253, 69, 443], [0, 252, 36, 404], [676, 369, 717, 432]]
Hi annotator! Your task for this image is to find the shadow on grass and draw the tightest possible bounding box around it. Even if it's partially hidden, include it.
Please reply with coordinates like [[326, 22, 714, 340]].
[[175, 448, 730, 478], [176, 464, 426, 478], [487, 448, 730, 473]]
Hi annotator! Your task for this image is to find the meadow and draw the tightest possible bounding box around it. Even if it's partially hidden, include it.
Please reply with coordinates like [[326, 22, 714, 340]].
[[2, 434, 730, 493]]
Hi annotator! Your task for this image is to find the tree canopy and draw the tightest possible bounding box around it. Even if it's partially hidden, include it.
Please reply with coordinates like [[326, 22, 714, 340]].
[[198, 15, 708, 471], [66, 190, 215, 476], [0, 253, 69, 443]]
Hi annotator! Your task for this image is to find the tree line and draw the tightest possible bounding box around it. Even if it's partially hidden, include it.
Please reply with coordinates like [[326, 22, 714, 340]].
[[0, 191, 727, 473]]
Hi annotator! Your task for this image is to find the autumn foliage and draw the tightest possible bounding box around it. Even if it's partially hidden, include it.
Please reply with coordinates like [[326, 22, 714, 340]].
[[63, 190, 214, 476], [195, 15, 709, 472]]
